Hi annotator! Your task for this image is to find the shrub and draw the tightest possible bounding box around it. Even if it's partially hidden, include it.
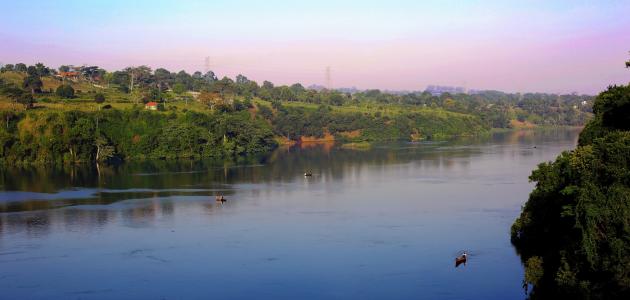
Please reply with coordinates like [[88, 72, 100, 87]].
[[55, 85, 75, 98]]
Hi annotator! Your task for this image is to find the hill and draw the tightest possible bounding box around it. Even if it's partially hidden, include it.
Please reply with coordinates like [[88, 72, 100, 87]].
[[0, 62, 593, 164]]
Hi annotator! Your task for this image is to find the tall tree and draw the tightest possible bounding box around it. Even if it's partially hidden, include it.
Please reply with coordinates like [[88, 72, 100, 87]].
[[14, 63, 27, 72], [35, 62, 50, 76], [23, 75, 43, 94], [1, 64, 14, 72], [203, 71, 217, 83]]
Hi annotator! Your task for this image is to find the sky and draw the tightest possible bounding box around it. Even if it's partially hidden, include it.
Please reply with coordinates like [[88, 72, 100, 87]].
[[1, 0, 629, 94]]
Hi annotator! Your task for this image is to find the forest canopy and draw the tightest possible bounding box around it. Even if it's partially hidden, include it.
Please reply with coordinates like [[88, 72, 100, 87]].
[[511, 83, 630, 299]]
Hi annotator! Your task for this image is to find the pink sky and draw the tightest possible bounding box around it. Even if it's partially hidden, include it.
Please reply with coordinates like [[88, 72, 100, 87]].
[[1, 0, 629, 94]]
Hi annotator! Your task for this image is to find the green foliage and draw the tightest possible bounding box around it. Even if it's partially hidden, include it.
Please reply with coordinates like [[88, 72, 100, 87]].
[[0, 109, 276, 164], [579, 85, 630, 146], [22, 75, 42, 94], [94, 93, 106, 104], [172, 83, 187, 95], [0, 60, 597, 167], [512, 84, 630, 299], [524, 256, 544, 285], [592, 85, 630, 130], [55, 84, 75, 98], [14, 63, 27, 72], [258, 102, 487, 141], [0, 64, 15, 72]]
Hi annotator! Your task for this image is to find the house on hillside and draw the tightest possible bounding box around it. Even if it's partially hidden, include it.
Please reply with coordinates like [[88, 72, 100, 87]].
[[145, 102, 158, 110], [57, 71, 80, 81]]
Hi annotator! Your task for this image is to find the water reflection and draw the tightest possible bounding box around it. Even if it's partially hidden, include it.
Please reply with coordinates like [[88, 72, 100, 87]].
[[0, 129, 579, 236], [0, 128, 582, 299]]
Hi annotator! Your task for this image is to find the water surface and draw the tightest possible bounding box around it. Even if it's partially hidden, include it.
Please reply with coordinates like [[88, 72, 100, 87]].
[[0, 129, 580, 299]]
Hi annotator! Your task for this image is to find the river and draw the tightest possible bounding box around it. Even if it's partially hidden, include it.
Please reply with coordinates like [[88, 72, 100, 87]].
[[0, 128, 581, 299]]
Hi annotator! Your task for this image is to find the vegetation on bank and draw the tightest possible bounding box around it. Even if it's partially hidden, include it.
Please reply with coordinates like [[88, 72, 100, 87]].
[[511, 70, 630, 298], [0, 62, 593, 164], [0, 108, 275, 164]]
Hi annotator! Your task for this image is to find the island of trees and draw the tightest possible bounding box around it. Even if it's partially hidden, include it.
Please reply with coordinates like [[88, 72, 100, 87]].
[[0, 62, 593, 164], [511, 59, 630, 299]]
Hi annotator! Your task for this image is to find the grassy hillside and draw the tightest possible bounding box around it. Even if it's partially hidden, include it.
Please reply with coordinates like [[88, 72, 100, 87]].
[[0, 63, 588, 164]]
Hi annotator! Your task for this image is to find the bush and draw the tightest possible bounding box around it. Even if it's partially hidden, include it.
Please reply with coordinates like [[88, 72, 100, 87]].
[[94, 93, 106, 104], [55, 85, 75, 98]]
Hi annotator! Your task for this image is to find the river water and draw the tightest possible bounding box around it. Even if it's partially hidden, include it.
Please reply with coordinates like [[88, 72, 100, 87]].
[[0, 129, 580, 299]]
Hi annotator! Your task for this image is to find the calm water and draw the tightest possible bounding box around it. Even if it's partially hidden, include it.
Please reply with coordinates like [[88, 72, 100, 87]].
[[0, 129, 580, 299]]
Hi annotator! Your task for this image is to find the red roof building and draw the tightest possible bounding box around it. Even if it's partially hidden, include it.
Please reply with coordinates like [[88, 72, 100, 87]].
[[58, 71, 80, 78], [145, 102, 159, 110]]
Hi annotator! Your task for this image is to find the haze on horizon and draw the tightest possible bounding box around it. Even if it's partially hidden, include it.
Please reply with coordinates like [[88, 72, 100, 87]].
[[1, 0, 628, 95]]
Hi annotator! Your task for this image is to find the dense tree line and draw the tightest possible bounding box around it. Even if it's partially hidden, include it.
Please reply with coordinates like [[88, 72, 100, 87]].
[[0, 109, 275, 164], [260, 102, 487, 142], [511, 83, 630, 299]]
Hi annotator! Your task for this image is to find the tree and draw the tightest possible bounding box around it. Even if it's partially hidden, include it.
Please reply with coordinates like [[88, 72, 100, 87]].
[[35, 62, 50, 76], [81, 66, 103, 82], [198, 91, 228, 110], [1, 64, 14, 72], [141, 87, 162, 104], [55, 84, 75, 98], [172, 83, 187, 95], [111, 71, 130, 87], [58, 65, 70, 72], [154, 68, 173, 88], [175, 70, 193, 89], [94, 93, 105, 105], [235, 74, 249, 84], [15, 63, 27, 72], [103, 72, 114, 87], [23, 75, 43, 94], [125, 65, 153, 95], [95, 136, 116, 162], [4, 87, 34, 109], [214, 76, 235, 98], [16, 93, 35, 109], [262, 80, 274, 90], [328, 92, 345, 106], [512, 82, 630, 298], [290, 83, 305, 94], [26, 66, 38, 76], [203, 71, 217, 83]]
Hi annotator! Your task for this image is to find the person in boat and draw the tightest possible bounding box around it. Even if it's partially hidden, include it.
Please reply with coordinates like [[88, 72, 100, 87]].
[[215, 195, 226, 202], [455, 251, 467, 267]]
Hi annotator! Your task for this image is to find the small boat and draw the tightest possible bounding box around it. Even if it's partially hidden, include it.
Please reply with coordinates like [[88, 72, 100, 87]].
[[455, 252, 467, 267], [304, 172, 312, 177], [215, 195, 226, 202]]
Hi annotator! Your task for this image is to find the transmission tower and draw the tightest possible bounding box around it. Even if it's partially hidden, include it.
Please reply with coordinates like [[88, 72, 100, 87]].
[[204, 57, 211, 73], [326, 66, 332, 90]]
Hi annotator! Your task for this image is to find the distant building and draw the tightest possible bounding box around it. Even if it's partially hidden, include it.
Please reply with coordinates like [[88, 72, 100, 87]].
[[145, 102, 158, 110], [425, 85, 467, 96], [57, 71, 80, 80]]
